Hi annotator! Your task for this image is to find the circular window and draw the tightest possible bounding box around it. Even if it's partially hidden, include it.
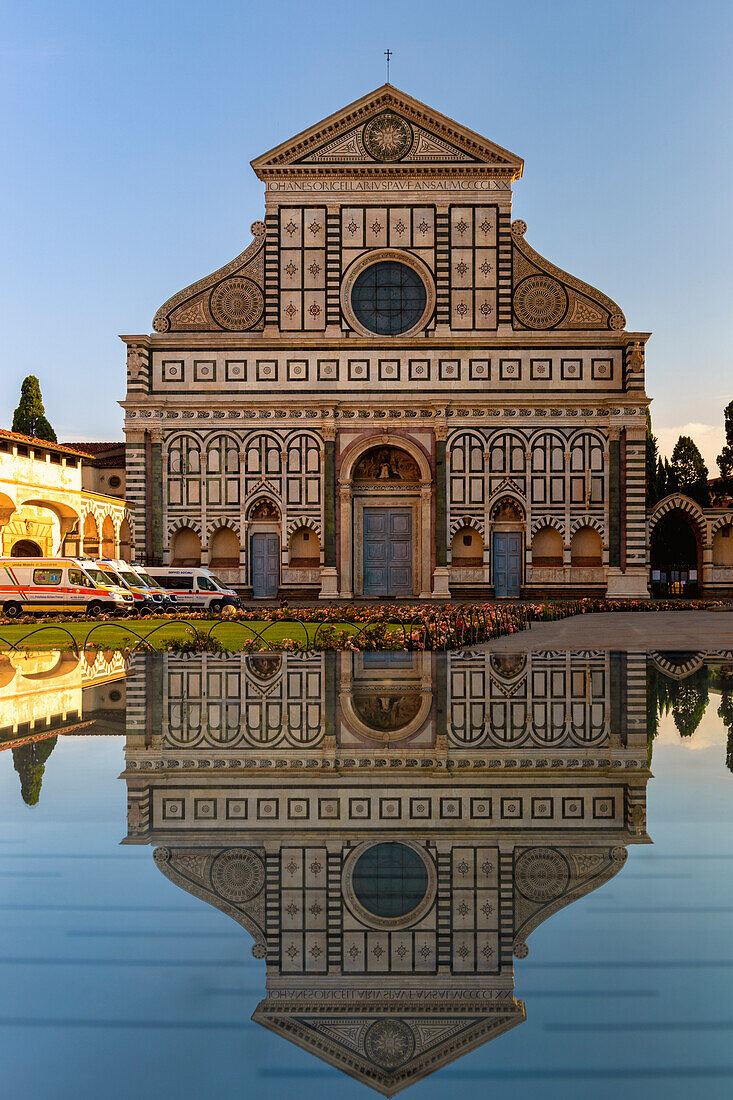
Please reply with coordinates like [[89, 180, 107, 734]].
[[350, 261, 427, 336], [351, 842, 429, 919], [341, 251, 435, 338], [109, 475, 121, 489]]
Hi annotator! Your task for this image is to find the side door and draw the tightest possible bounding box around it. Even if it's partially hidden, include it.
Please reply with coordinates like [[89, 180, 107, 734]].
[[252, 534, 279, 598], [493, 533, 508, 597], [493, 533, 521, 597], [363, 509, 388, 596], [387, 510, 413, 595], [506, 533, 522, 597]]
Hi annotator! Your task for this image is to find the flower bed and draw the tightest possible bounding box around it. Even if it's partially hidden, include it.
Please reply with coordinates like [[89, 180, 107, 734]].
[[0, 597, 724, 654]]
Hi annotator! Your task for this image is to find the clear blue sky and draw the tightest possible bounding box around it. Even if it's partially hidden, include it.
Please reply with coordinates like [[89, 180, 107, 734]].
[[2, 0, 731, 468]]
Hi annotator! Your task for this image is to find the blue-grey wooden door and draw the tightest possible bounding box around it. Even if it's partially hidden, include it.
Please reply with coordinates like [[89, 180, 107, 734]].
[[363, 508, 413, 596], [251, 533, 279, 598], [493, 532, 521, 597]]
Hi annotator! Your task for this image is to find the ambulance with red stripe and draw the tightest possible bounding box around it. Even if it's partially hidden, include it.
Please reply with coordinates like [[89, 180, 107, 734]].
[[0, 557, 134, 618]]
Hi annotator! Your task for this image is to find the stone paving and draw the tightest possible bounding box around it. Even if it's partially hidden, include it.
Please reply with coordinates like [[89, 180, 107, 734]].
[[484, 611, 733, 651]]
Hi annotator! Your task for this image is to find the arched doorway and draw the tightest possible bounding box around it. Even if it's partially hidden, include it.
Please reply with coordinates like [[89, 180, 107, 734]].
[[490, 499, 524, 597], [344, 441, 430, 598], [248, 498, 280, 599], [650, 510, 701, 596], [11, 539, 42, 557]]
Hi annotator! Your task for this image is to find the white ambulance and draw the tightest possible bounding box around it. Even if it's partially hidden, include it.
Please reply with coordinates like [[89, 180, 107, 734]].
[[0, 557, 134, 618], [144, 567, 241, 612], [95, 559, 176, 613]]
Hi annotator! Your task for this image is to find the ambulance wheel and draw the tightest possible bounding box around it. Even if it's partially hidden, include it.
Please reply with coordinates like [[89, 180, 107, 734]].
[[87, 601, 104, 618], [3, 602, 22, 619], [210, 600, 222, 614]]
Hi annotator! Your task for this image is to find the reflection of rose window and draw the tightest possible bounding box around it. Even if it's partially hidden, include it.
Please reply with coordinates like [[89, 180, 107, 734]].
[[351, 843, 429, 919]]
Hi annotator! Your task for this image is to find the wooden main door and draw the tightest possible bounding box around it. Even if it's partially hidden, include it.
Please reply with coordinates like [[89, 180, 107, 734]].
[[493, 532, 522, 597], [251, 533, 279, 598], [363, 508, 413, 596]]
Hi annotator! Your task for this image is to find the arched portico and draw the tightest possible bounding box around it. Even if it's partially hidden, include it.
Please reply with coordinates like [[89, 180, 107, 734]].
[[649, 495, 705, 596], [338, 435, 433, 599]]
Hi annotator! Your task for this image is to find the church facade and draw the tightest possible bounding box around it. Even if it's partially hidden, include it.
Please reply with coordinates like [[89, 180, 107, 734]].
[[122, 85, 650, 600]]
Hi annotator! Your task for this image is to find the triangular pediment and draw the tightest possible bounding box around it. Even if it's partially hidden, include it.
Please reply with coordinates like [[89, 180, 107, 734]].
[[251, 85, 523, 177], [252, 1001, 526, 1095]]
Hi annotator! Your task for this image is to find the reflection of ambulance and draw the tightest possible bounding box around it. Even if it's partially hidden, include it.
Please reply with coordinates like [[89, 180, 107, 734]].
[[0, 557, 133, 618]]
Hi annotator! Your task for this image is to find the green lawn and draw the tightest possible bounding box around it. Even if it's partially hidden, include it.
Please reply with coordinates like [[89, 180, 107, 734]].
[[0, 617, 359, 651]]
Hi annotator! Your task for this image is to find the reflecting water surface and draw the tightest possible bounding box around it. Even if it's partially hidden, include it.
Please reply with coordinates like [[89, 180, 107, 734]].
[[1, 648, 732, 1098]]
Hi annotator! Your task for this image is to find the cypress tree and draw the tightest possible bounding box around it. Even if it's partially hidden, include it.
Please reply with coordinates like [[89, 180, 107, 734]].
[[11, 375, 57, 442], [717, 400, 733, 486], [645, 410, 661, 506]]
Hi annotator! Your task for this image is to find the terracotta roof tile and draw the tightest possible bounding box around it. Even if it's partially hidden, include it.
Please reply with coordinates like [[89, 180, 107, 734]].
[[0, 427, 88, 458]]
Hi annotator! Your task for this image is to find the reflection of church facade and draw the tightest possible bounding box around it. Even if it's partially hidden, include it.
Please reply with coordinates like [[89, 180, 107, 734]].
[[122, 649, 650, 1093], [122, 85, 650, 599]]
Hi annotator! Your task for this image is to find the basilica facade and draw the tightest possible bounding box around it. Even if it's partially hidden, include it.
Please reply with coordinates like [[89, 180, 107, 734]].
[[122, 85, 650, 599]]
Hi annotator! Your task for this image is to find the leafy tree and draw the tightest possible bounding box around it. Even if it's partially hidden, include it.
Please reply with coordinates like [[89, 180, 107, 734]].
[[717, 400, 733, 485], [11, 375, 56, 442], [11, 737, 57, 806], [671, 435, 710, 506]]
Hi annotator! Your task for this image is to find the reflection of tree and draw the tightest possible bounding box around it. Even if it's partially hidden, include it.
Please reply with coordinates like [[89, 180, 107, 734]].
[[648, 660, 733, 769], [647, 661, 684, 762], [672, 667, 709, 738], [715, 669, 733, 773], [646, 657, 710, 762], [12, 737, 57, 806]]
